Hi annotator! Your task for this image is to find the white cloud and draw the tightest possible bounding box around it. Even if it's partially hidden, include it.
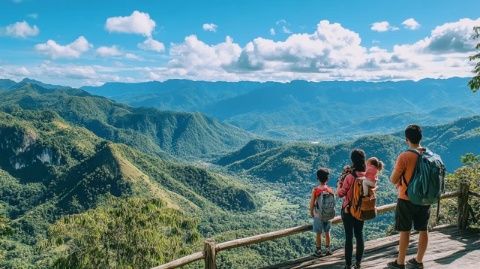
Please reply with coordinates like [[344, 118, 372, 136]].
[[371, 21, 399, 32], [96, 46, 123, 57], [138, 37, 165, 53], [27, 13, 39, 19], [402, 18, 420, 30], [96, 45, 141, 60], [397, 18, 480, 53], [4, 21, 39, 38], [169, 35, 241, 69], [282, 25, 292, 34], [270, 28, 276, 36], [35, 36, 92, 59], [236, 20, 366, 72], [105, 10, 156, 37], [202, 23, 218, 32], [125, 53, 141, 60], [274, 19, 292, 34]]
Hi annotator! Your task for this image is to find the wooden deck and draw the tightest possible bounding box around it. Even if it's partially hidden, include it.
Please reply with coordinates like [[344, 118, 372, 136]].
[[264, 225, 480, 269]]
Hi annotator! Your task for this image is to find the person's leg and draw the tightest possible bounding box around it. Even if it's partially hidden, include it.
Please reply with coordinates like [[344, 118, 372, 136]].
[[394, 199, 413, 266], [397, 231, 410, 265], [325, 231, 331, 247], [353, 219, 365, 265], [416, 231, 428, 263], [342, 211, 354, 266], [413, 204, 430, 263], [316, 232, 322, 248]]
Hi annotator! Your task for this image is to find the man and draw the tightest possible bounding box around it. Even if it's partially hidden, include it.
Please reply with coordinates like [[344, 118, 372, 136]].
[[388, 125, 429, 269]]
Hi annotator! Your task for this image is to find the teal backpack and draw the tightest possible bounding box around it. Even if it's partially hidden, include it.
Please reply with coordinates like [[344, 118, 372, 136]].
[[404, 149, 446, 206]]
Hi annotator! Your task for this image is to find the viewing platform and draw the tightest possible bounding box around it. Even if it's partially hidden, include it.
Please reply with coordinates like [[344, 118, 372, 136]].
[[153, 182, 480, 269], [264, 225, 480, 269]]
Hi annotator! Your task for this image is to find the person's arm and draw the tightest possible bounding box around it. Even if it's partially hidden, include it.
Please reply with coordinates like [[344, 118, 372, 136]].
[[390, 155, 406, 185], [337, 175, 353, 198], [309, 189, 316, 217]]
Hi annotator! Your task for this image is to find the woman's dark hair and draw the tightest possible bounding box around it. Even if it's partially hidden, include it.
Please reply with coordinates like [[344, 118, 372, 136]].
[[351, 149, 366, 174]]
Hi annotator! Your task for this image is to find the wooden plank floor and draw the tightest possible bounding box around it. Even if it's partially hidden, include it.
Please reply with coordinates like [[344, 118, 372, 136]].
[[264, 225, 480, 269]]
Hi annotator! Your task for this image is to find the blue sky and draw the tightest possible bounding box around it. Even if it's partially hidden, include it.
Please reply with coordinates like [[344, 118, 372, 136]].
[[1, 0, 479, 86]]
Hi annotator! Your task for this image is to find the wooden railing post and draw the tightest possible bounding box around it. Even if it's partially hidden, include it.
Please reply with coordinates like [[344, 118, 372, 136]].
[[204, 239, 216, 269], [457, 180, 470, 230]]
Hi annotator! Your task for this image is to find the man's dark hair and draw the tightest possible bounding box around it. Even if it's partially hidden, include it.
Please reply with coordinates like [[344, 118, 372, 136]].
[[316, 168, 329, 183], [405, 124, 422, 144], [351, 149, 366, 173]]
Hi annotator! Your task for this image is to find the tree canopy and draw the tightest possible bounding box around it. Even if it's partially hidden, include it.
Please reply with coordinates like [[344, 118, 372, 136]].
[[469, 26, 480, 92]]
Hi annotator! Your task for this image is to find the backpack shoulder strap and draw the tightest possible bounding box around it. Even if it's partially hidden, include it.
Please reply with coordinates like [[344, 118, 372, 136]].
[[406, 149, 421, 156], [347, 172, 357, 208], [401, 149, 421, 192]]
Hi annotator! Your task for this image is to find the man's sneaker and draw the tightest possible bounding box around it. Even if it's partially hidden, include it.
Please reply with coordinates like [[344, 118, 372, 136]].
[[387, 260, 405, 269], [313, 249, 323, 257], [407, 258, 424, 269], [353, 262, 361, 269]]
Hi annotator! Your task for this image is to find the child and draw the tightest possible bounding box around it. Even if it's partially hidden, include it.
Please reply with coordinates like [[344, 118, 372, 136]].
[[362, 157, 384, 196], [309, 168, 334, 257]]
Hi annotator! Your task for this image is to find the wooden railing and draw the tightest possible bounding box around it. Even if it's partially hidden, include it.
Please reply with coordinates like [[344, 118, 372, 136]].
[[152, 181, 479, 269]]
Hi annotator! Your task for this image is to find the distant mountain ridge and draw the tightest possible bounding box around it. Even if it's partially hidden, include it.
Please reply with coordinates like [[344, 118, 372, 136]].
[[82, 77, 480, 141], [0, 80, 253, 159], [217, 115, 480, 185]]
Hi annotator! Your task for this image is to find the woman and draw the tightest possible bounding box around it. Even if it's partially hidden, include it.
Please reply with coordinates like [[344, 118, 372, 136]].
[[337, 149, 366, 269]]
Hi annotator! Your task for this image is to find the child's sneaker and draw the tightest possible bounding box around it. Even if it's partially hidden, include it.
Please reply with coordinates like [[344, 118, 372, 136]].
[[313, 248, 323, 257], [325, 246, 332, 256]]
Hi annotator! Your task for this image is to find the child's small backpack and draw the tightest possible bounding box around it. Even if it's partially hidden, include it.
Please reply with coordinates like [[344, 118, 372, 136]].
[[349, 174, 377, 221], [314, 188, 336, 221]]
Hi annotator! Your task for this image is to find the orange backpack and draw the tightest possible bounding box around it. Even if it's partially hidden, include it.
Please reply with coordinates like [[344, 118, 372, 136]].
[[349, 173, 377, 221]]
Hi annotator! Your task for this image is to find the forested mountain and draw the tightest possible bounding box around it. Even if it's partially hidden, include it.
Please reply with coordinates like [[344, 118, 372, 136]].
[[0, 81, 252, 159], [218, 115, 480, 179], [82, 80, 261, 111], [0, 108, 256, 268], [0, 79, 16, 90], [82, 78, 480, 141]]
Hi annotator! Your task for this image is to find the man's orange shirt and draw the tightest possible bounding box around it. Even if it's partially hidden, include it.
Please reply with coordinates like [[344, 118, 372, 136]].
[[391, 149, 423, 200]]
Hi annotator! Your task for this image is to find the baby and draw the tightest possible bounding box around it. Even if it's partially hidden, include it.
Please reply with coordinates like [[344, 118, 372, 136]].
[[362, 157, 384, 196]]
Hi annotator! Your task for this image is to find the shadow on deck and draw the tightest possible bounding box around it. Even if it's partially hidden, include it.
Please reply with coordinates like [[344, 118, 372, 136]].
[[263, 225, 480, 269]]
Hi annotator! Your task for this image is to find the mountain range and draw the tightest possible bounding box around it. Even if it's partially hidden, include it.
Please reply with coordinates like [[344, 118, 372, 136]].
[[0, 79, 253, 159], [82, 78, 480, 141]]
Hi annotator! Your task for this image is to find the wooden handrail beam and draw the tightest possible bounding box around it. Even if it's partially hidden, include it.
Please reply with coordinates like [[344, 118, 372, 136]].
[[468, 191, 480, 199], [217, 216, 344, 252], [151, 251, 204, 269]]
